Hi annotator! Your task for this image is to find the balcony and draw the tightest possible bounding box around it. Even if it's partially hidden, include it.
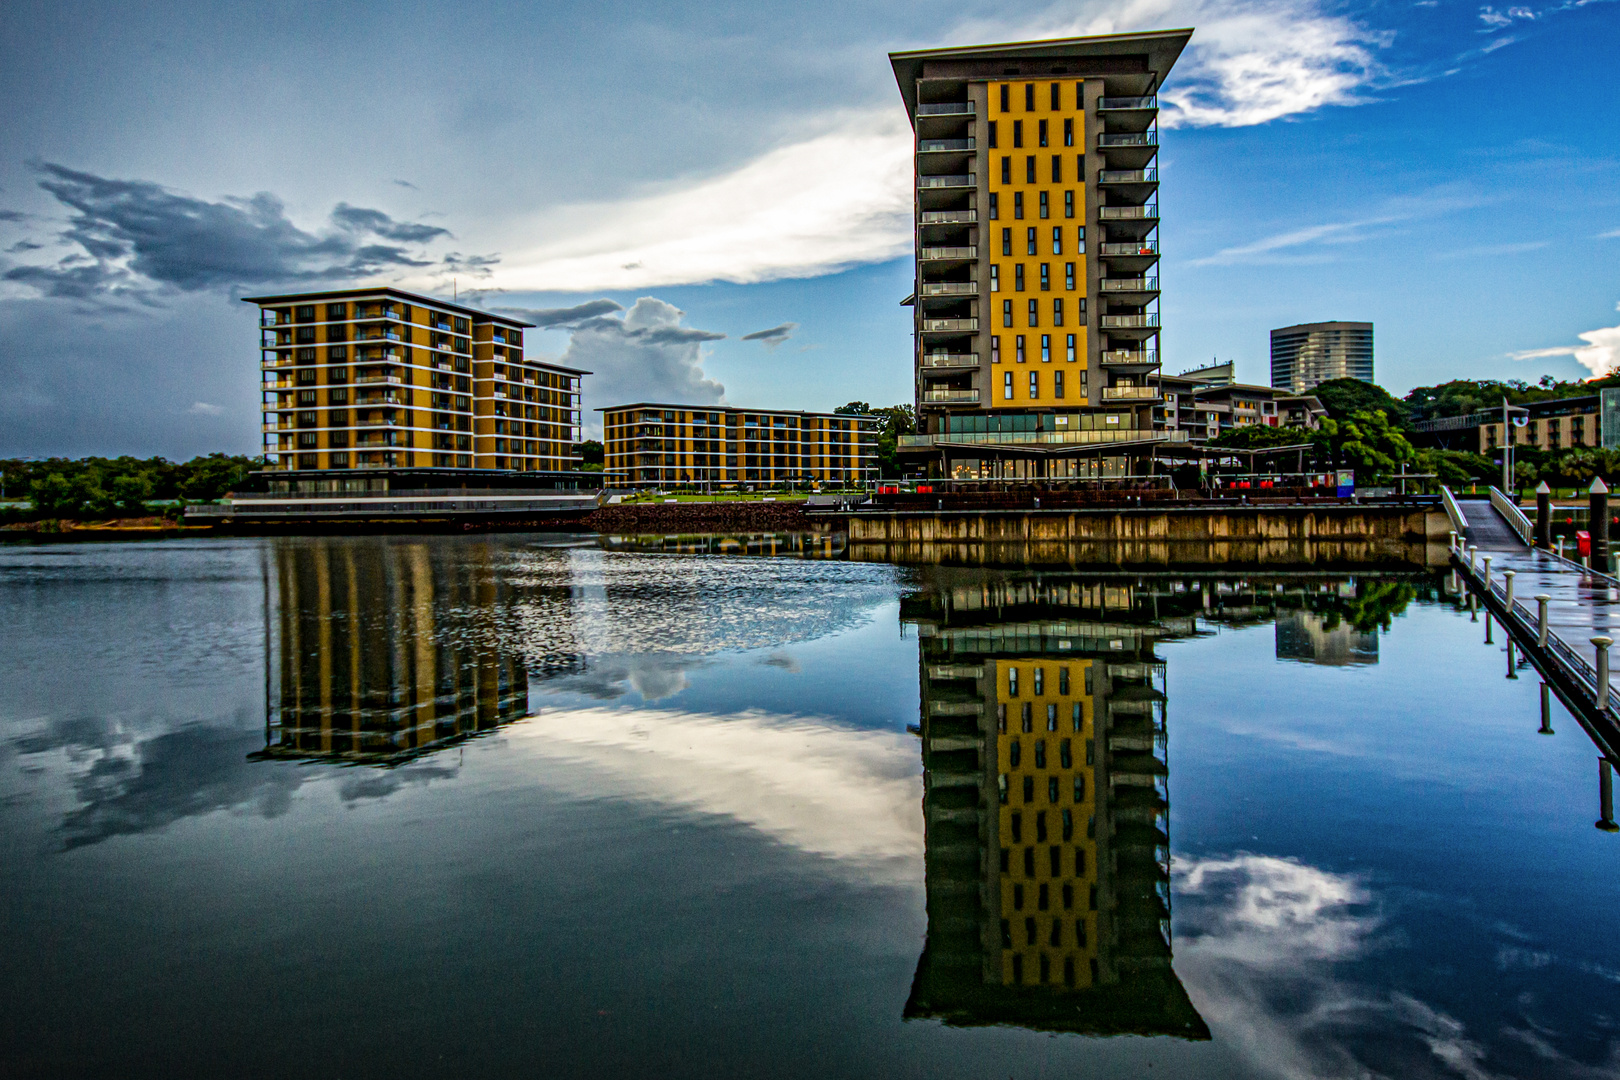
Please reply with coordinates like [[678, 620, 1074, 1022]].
[[919, 174, 975, 189], [1100, 168, 1158, 184], [922, 317, 978, 332], [916, 102, 974, 116], [901, 429, 1190, 448], [356, 392, 401, 405], [356, 419, 397, 428], [1099, 132, 1157, 148], [920, 245, 976, 260], [1099, 205, 1158, 220], [1101, 277, 1159, 292], [354, 329, 401, 342], [355, 374, 402, 385], [920, 210, 976, 225], [920, 352, 978, 368], [1099, 241, 1159, 256], [1101, 385, 1162, 401], [1101, 314, 1161, 329], [1101, 349, 1160, 366], [919, 281, 977, 296], [918, 138, 974, 152], [923, 389, 981, 404], [1098, 96, 1158, 110]]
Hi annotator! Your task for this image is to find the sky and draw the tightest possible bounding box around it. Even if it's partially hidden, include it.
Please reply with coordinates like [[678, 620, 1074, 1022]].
[[0, 0, 1617, 457]]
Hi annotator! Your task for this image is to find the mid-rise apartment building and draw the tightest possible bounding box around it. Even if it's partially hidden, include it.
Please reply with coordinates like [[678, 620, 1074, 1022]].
[[1479, 394, 1602, 454], [890, 30, 1192, 481], [1270, 321, 1374, 394], [600, 404, 880, 488], [246, 287, 586, 474]]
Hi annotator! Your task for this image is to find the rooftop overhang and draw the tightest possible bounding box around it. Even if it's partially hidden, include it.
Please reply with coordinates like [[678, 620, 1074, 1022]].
[[889, 29, 1194, 124]]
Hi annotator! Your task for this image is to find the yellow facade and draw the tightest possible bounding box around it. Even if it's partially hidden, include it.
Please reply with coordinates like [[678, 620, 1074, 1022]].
[[601, 403, 880, 488], [993, 656, 1099, 988], [1481, 407, 1599, 454], [987, 80, 1089, 410], [250, 288, 584, 473]]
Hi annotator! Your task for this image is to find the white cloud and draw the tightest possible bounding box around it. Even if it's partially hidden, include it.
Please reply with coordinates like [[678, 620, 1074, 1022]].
[[1600, 228, 1620, 239], [186, 401, 224, 416], [1510, 303, 1620, 376], [1192, 187, 1489, 265]]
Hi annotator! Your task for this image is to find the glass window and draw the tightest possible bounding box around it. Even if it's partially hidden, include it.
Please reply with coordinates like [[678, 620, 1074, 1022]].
[[988, 192, 999, 220], [1004, 371, 1014, 399], [1026, 228, 1037, 256], [1064, 190, 1075, 219], [992, 335, 1001, 363], [1014, 265, 1025, 291], [1012, 119, 1023, 148], [990, 265, 1000, 292], [1065, 262, 1076, 290], [1000, 84, 1010, 112], [1054, 298, 1064, 326], [1040, 264, 1050, 291], [1001, 156, 1011, 184], [1038, 118, 1048, 147], [1055, 371, 1064, 398], [1066, 333, 1077, 362], [1002, 228, 1012, 256], [1029, 371, 1039, 400], [1013, 192, 1024, 220], [1039, 191, 1049, 219], [1024, 83, 1035, 111], [1052, 227, 1063, 255], [1025, 156, 1036, 184], [1003, 299, 1014, 326], [1052, 155, 1062, 184], [1064, 117, 1074, 147], [987, 120, 997, 149], [1016, 335, 1026, 363], [1050, 82, 1061, 110], [1041, 334, 1051, 362], [1028, 299, 1039, 326]]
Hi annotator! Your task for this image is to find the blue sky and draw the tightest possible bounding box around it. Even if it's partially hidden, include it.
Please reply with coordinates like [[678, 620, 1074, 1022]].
[[0, 0, 1616, 455]]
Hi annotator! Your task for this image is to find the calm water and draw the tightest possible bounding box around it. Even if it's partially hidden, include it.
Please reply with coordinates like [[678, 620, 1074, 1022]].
[[2, 535, 1617, 1078]]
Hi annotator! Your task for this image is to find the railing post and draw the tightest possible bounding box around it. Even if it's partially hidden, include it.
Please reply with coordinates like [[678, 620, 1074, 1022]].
[[1536, 480, 1552, 549], [1540, 682, 1554, 734], [1504, 569, 1515, 609], [1507, 638, 1518, 679], [1594, 636, 1613, 711], [1482, 554, 1492, 589], [1536, 594, 1550, 646], [1600, 758, 1619, 832], [1448, 530, 1458, 554], [1469, 544, 1478, 573]]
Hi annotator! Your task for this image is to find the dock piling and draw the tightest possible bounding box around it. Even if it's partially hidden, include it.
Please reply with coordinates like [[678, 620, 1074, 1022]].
[[1507, 639, 1518, 679], [1592, 479, 1610, 570]]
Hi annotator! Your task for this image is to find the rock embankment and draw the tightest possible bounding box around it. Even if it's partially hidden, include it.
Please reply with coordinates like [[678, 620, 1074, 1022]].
[[584, 501, 821, 533]]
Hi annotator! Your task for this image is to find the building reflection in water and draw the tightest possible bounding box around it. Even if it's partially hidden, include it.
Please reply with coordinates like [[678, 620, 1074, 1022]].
[[256, 538, 541, 764], [900, 573, 1414, 1036]]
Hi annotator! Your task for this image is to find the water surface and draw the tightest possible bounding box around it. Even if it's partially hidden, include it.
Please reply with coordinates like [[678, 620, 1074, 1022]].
[[1, 535, 1616, 1078]]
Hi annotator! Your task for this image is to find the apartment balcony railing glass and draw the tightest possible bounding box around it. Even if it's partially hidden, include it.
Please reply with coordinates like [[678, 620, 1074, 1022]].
[[922, 318, 978, 331], [1101, 277, 1160, 291], [1098, 96, 1158, 110], [916, 102, 974, 116], [920, 210, 976, 224], [354, 374, 402, 385], [922, 389, 981, 403], [1101, 385, 1162, 401], [1099, 241, 1159, 255], [1099, 205, 1159, 220], [1098, 132, 1157, 147], [919, 282, 978, 296], [918, 174, 976, 189], [918, 138, 975, 152], [900, 429, 1189, 448], [919, 246, 977, 260], [920, 353, 979, 368], [1101, 314, 1161, 329], [1099, 168, 1158, 183], [1101, 349, 1159, 365]]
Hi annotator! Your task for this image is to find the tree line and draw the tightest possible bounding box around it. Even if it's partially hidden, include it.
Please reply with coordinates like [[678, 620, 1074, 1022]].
[[0, 454, 261, 521]]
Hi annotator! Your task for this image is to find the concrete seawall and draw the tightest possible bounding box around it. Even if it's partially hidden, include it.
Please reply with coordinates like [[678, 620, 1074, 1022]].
[[841, 503, 1451, 569]]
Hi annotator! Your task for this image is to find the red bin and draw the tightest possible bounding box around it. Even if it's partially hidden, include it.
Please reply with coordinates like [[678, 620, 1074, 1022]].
[[1579, 530, 1591, 556]]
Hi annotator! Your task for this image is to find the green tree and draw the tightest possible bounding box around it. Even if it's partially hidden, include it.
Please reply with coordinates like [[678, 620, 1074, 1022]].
[[1207, 424, 1314, 450], [1313, 409, 1417, 483], [1311, 378, 1411, 429], [572, 440, 604, 467]]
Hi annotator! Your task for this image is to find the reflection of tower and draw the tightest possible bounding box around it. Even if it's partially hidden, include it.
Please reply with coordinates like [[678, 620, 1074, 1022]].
[[903, 572, 1207, 1036], [258, 538, 531, 763], [1274, 610, 1378, 666]]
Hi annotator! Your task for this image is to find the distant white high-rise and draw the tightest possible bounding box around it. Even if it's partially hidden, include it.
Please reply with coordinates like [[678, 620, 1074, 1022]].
[[1270, 321, 1373, 393]]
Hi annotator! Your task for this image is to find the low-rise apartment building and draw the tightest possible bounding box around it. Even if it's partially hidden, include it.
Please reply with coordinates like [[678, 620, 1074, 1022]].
[[246, 287, 586, 474], [1479, 394, 1601, 454], [1155, 367, 1324, 440], [600, 404, 881, 488]]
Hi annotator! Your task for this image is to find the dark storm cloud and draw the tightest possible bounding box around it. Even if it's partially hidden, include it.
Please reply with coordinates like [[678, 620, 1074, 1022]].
[[0, 210, 26, 222], [503, 298, 625, 328], [2, 163, 487, 303], [741, 321, 797, 347]]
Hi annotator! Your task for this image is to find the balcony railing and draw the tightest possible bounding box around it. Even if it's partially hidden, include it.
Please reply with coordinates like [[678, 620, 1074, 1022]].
[[1099, 205, 1158, 220], [919, 174, 975, 189], [1101, 349, 1160, 365], [1099, 168, 1158, 183], [920, 353, 979, 368], [923, 389, 981, 403], [1101, 385, 1162, 401], [354, 330, 401, 341], [1099, 241, 1159, 256], [920, 246, 976, 260], [356, 393, 401, 405], [917, 102, 974, 116], [922, 317, 978, 331], [356, 419, 397, 428], [1099, 96, 1158, 110], [919, 281, 978, 296], [918, 138, 975, 152], [901, 428, 1189, 448], [920, 209, 976, 224], [354, 374, 402, 385], [1101, 277, 1160, 291], [1101, 314, 1161, 329], [1099, 132, 1157, 148]]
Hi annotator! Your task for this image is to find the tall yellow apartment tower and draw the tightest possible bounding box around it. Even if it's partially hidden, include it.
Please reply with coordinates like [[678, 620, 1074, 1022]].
[[889, 31, 1192, 481], [246, 287, 587, 475]]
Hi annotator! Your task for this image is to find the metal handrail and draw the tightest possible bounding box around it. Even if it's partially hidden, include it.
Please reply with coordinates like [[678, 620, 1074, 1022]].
[[1490, 486, 1534, 545], [1440, 485, 1469, 532]]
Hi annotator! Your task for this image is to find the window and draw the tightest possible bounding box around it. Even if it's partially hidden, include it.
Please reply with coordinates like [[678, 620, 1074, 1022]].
[[1016, 335, 1026, 363], [1009, 739, 1022, 767], [1003, 299, 1014, 325], [1012, 120, 1023, 148], [1072, 700, 1082, 729], [1048, 777, 1060, 804], [1008, 667, 1019, 697], [1014, 265, 1025, 291], [296, 305, 315, 321], [1034, 739, 1046, 768], [1047, 703, 1058, 729], [1025, 155, 1036, 183], [326, 303, 347, 319], [1029, 371, 1040, 399], [988, 192, 998, 220], [1004, 371, 1014, 399], [1066, 333, 1077, 362], [1040, 263, 1050, 291], [1028, 299, 1039, 326], [990, 265, 1000, 292], [987, 120, 997, 148], [1039, 191, 1049, 219], [1041, 335, 1051, 362], [1000, 156, 1011, 184], [1055, 370, 1064, 398], [1051, 155, 1062, 184], [1002, 228, 1012, 255], [1064, 190, 1075, 219], [1023, 775, 1035, 802], [1038, 119, 1048, 147], [1000, 84, 1010, 112], [1013, 192, 1024, 220], [1065, 262, 1076, 290], [1063, 117, 1074, 147], [1052, 227, 1063, 255], [992, 335, 1001, 363], [1075, 775, 1086, 802], [1077, 226, 1086, 254], [1024, 83, 1035, 111], [1054, 298, 1064, 326]]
